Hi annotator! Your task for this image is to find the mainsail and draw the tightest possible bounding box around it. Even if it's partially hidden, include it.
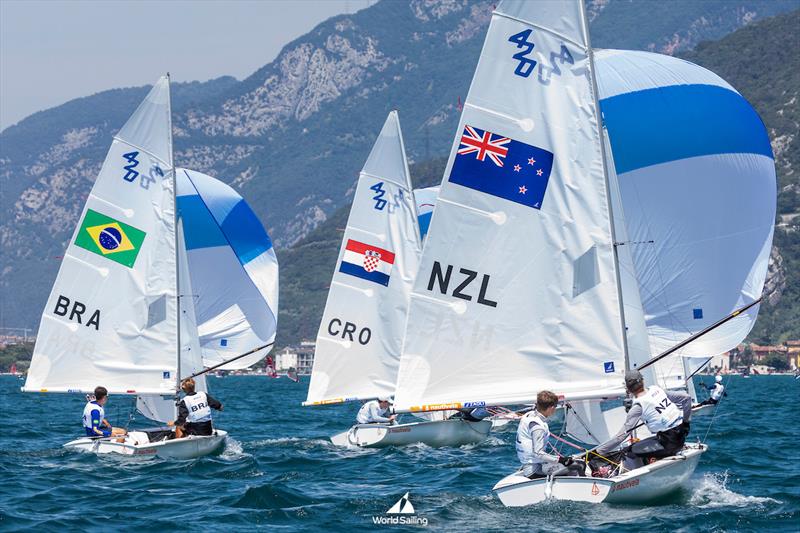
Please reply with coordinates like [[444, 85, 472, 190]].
[[393, 0, 626, 413], [305, 111, 420, 405], [24, 77, 179, 395], [175, 169, 279, 370]]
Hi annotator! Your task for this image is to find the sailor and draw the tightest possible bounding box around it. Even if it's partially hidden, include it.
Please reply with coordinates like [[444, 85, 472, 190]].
[[596, 370, 692, 466], [516, 390, 584, 478], [356, 397, 396, 424], [82, 386, 127, 437], [697, 375, 726, 406], [449, 406, 490, 422], [172, 378, 223, 438]]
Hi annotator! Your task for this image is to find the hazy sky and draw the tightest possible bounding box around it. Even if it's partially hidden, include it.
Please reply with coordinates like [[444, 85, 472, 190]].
[[0, 0, 374, 131]]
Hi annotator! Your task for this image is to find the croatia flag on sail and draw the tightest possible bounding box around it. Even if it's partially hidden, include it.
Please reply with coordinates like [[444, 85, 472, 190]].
[[449, 125, 554, 210], [339, 239, 395, 286]]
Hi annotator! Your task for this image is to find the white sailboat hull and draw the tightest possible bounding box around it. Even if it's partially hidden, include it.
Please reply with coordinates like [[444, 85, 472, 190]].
[[63, 429, 227, 459], [691, 403, 714, 416], [493, 443, 707, 506], [330, 419, 491, 448]]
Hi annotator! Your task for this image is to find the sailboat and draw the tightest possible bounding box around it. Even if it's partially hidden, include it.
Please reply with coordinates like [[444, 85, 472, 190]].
[[22, 76, 279, 459], [304, 112, 491, 448], [390, 0, 774, 506]]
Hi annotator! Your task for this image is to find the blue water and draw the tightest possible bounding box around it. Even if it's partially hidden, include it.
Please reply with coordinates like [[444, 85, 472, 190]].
[[1, 375, 797, 531]]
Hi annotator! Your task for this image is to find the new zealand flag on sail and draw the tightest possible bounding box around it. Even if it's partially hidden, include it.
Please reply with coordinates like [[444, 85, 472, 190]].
[[448, 125, 554, 209]]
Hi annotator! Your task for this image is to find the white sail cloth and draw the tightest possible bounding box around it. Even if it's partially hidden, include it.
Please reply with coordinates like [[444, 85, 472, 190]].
[[393, 0, 626, 413], [175, 169, 279, 370], [24, 77, 180, 395], [595, 49, 775, 358], [305, 111, 421, 404]]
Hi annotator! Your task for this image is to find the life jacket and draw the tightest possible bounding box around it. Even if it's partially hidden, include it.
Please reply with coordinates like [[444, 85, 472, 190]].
[[184, 392, 212, 423], [356, 400, 384, 424], [516, 410, 549, 464], [633, 386, 683, 433], [710, 383, 724, 401], [82, 401, 104, 430]]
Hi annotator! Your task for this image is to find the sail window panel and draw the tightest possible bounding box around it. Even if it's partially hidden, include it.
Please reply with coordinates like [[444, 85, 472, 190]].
[[147, 294, 167, 328], [573, 245, 600, 298]]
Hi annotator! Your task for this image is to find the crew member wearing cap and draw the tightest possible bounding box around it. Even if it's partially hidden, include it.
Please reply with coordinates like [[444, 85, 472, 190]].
[[170, 378, 223, 438], [356, 397, 397, 425], [696, 375, 727, 406], [595, 370, 692, 465]]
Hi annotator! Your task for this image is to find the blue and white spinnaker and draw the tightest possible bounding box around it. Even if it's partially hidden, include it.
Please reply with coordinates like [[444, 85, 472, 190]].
[[176, 169, 279, 370], [595, 49, 776, 362]]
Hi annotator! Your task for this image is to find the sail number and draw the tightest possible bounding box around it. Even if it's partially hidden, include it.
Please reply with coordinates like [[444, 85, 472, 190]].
[[427, 261, 498, 308], [327, 318, 372, 345], [508, 29, 537, 78]]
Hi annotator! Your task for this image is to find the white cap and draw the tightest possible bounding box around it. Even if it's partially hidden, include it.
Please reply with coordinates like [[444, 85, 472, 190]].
[[378, 396, 393, 403], [715, 375, 723, 383]]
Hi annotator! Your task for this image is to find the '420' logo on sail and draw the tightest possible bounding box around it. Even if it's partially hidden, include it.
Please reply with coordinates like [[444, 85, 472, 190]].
[[508, 29, 575, 81], [122, 151, 162, 190]]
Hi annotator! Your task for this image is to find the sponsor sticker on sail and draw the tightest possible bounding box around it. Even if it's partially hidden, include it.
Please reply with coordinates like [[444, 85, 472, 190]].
[[449, 124, 554, 210], [74, 209, 146, 267], [338, 239, 395, 286]]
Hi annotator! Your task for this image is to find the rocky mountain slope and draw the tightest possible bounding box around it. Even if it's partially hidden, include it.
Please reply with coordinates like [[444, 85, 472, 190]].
[[2, 0, 797, 331]]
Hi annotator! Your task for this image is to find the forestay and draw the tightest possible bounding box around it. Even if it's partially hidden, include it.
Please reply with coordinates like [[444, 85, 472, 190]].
[[24, 77, 180, 395], [176, 169, 279, 370], [595, 49, 776, 358], [393, 0, 626, 413], [305, 112, 420, 405]]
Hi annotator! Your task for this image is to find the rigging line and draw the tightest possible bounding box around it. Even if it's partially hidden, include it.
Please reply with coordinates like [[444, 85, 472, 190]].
[[185, 342, 275, 380], [564, 403, 601, 443], [636, 298, 761, 372]]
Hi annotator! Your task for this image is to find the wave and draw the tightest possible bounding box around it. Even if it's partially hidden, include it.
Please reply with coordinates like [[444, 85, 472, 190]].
[[689, 471, 780, 508]]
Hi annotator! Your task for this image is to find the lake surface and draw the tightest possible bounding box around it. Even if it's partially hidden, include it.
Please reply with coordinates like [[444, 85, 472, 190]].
[[1, 374, 797, 531]]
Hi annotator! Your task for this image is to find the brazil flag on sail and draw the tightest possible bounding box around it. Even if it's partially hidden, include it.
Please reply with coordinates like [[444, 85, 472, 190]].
[[74, 209, 146, 268]]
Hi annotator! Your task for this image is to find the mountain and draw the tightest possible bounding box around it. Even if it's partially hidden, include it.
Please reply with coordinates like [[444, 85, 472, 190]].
[[276, 8, 800, 348], [680, 10, 800, 343], [2, 0, 798, 331]]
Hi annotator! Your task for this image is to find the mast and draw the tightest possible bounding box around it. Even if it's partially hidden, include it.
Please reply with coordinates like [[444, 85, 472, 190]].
[[166, 73, 180, 402], [580, 0, 630, 371]]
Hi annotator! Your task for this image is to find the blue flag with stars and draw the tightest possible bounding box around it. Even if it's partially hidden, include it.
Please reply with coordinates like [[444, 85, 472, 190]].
[[448, 124, 554, 210]]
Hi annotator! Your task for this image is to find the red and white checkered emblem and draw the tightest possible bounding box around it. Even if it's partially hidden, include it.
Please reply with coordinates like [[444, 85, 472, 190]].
[[363, 250, 381, 272]]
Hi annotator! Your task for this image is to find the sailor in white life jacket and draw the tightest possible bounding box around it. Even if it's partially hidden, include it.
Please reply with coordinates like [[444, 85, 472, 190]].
[[171, 378, 223, 438], [595, 370, 692, 467], [356, 397, 397, 424], [82, 386, 127, 438], [516, 390, 584, 478], [697, 375, 727, 406]]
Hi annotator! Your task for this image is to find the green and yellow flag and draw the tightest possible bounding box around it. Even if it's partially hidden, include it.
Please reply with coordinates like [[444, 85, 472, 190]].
[[74, 209, 147, 268]]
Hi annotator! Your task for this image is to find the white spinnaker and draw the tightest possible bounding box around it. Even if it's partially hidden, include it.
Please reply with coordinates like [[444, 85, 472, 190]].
[[305, 111, 421, 404], [393, 0, 626, 413], [595, 49, 776, 357], [24, 77, 179, 395], [176, 169, 279, 370], [137, 220, 207, 423]]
